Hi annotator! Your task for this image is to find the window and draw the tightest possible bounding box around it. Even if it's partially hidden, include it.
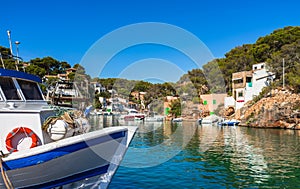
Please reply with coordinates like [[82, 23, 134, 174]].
[[17, 79, 43, 100], [261, 65, 264, 69], [213, 99, 216, 105], [233, 79, 243, 84], [254, 66, 257, 70], [246, 77, 252, 83], [0, 77, 21, 100], [238, 91, 243, 97], [246, 77, 252, 87], [203, 100, 207, 105]]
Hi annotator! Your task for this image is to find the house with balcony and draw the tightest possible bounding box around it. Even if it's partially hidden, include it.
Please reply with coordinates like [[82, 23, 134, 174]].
[[231, 62, 275, 110]]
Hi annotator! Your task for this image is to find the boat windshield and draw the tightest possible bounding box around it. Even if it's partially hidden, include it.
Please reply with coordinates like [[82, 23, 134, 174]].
[[17, 79, 43, 100], [0, 77, 21, 100]]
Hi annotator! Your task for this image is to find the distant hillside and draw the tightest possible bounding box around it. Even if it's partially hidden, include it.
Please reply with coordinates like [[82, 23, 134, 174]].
[[179, 26, 300, 94], [1, 26, 299, 98]]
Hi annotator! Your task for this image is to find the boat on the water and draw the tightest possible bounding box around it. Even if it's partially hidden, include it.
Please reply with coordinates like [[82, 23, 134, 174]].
[[144, 115, 165, 122], [199, 115, 221, 125], [218, 119, 240, 126], [118, 109, 145, 121], [171, 117, 183, 122], [0, 68, 137, 188]]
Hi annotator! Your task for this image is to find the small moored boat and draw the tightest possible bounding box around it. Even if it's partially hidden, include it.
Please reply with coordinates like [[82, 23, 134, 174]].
[[171, 117, 183, 122], [218, 119, 240, 126], [119, 109, 145, 121], [199, 115, 221, 125]]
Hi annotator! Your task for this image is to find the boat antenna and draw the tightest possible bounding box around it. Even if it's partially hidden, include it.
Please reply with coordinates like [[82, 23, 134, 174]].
[[7, 30, 19, 71], [15, 41, 23, 71], [7, 30, 13, 56]]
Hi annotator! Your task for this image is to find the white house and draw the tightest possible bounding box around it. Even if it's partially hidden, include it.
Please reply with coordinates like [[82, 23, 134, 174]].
[[91, 82, 106, 93], [231, 62, 275, 110]]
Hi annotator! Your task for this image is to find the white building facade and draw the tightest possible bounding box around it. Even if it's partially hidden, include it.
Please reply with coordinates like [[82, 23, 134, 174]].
[[231, 62, 275, 110]]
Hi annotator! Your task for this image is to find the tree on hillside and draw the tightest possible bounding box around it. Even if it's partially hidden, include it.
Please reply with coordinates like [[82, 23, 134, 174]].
[[73, 63, 86, 75], [168, 99, 181, 118], [203, 59, 226, 94], [255, 26, 300, 58], [98, 78, 117, 90], [25, 64, 47, 78], [28, 57, 71, 76], [200, 26, 300, 95], [132, 81, 151, 92], [268, 39, 300, 92], [0, 46, 20, 70]]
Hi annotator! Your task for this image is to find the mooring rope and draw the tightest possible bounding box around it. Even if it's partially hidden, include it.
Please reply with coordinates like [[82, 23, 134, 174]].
[[0, 155, 14, 189]]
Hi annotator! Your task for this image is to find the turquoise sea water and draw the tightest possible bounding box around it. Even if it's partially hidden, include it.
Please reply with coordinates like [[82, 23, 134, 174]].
[[104, 118, 300, 189]]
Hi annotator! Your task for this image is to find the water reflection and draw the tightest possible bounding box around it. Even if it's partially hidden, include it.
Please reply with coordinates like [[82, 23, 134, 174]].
[[89, 115, 300, 188]]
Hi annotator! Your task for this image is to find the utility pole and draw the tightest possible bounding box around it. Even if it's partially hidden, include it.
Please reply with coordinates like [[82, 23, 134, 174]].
[[283, 58, 285, 89]]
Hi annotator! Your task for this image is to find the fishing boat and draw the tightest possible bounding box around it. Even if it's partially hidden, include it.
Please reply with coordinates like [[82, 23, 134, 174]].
[[0, 68, 137, 188]]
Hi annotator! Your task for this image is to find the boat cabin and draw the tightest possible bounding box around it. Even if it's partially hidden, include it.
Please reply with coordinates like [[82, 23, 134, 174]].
[[0, 70, 44, 102], [0, 68, 55, 154]]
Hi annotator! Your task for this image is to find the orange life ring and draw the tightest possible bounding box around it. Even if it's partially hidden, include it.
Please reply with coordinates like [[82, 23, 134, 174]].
[[6, 127, 39, 153]]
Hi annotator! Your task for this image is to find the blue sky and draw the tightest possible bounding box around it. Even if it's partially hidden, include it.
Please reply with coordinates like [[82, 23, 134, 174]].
[[0, 0, 299, 82]]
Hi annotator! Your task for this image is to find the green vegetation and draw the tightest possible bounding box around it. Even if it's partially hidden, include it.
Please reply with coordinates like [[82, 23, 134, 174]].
[[178, 26, 300, 95], [1, 26, 299, 110], [168, 99, 182, 118]]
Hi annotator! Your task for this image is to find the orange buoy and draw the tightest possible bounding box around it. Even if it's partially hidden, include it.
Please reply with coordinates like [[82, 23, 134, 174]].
[[6, 127, 39, 153]]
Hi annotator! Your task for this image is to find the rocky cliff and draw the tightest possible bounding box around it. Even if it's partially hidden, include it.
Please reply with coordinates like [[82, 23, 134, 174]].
[[236, 89, 300, 129]]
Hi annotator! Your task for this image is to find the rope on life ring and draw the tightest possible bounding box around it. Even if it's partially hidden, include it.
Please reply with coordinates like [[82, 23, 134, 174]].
[[5, 127, 39, 153]]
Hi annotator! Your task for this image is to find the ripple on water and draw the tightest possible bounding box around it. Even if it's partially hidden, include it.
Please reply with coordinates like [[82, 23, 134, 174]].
[[89, 120, 300, 188]]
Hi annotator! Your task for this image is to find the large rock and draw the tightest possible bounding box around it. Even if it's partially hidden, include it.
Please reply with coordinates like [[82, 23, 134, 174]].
[[238, 89, 300, 129]]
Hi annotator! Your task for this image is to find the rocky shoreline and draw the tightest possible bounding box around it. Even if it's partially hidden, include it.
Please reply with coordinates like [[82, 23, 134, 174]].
[[235, 89, 300, 130]]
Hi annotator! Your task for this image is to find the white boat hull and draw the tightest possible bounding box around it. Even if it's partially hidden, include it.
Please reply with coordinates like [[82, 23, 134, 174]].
[[0, 126, 136, 189]]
